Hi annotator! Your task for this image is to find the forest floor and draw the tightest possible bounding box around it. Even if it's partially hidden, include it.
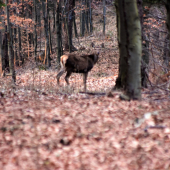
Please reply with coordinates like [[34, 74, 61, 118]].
[[1, 3, 170, 170], [0, 45, 170, 170]]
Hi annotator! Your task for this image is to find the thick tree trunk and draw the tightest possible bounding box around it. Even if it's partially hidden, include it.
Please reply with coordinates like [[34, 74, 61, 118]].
[[115, 0, 128, 88], [115, 0, 142, 100], [125, 0, 142, 99]]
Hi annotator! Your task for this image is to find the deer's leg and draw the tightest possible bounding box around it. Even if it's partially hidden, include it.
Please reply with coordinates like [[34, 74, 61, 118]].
[[65, 71, 72, 85], [83, 73, 88, 92], [57, 69, 65, 85]]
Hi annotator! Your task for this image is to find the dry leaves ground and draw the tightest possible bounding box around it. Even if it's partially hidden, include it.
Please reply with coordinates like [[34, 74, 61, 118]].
[[0, 51, 170, 170]]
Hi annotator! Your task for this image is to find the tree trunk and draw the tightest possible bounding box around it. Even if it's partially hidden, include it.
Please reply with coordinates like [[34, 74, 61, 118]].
[[85, 0, 89, 33], [53, 1, 56, 32], [64, 0, 76, 52], [115, 0, 142, 100], [2, 26, 9, 70], [6, 0, 16, 82], [0, 13, 5, 76], [73, 9, 78, 37], [33, 0, 37, 62], [103, 0, 106, 35], [115, 0, 128, 88], [137, 0, 149, 88], [42, 0, 51, 68], [125, 0, 141, 99], [0, 31, 3, 76], [56, 0, 63, 63], [17, 26, 22, 65], [89, 0, 93, 33], [49, 15, 52, 54], [13, 27, 18, 66], [80, 0, 85, 36]]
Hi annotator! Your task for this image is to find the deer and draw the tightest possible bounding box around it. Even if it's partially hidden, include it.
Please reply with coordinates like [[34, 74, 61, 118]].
[[57, 52, 99, 92]]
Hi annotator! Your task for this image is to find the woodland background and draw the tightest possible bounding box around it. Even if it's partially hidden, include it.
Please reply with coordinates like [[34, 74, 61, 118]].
[[0, 0, 170, 169]]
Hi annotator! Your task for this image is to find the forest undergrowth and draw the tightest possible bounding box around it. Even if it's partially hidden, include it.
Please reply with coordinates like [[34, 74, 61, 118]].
[[0, 4, 170, 170]]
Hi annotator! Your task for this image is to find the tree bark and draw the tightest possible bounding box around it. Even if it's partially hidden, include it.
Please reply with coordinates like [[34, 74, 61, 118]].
[[33, 0, 37, 62], [0, 31, 3, 76], [125, 0, 142, 99], [103, 0, 106, 35], [42, 0, 51, 68], [6, 0, 16, 82], [115, 0, 128, 88], [56, 0, 63, 63], [64, 0, 76, 52], [115, 0, 142, 100], [89, 0, 93, 33], [137, 0, 149, 88], [80, 0, 85, 36]]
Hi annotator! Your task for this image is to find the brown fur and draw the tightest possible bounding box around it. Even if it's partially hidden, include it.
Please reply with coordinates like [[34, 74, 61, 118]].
[[57, 52, 99, 92]]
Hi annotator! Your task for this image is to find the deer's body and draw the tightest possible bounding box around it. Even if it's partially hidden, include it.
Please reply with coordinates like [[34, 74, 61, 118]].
[[57, 52, 99, 92]]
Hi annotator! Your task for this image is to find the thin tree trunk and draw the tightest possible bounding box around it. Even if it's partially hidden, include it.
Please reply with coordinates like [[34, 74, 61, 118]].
[[13, 27, 18, 66], [80, 0, 85, 36], [53, 2, 56, 32], [103, 0, 106, 35], [73, 0, 78, 37], [85, 0, 89, 33], [49, 15, 52, 54], [37, 3, 41, 52], [137, 0, 149, 88], [56, 0, 62, 63], [89, 0, 93, 33], [6, 0, 16, 82], [64, 0, 76, 52], [0, 31, 3, 76], [3, 26, 9, 70], [17, 26, 22, 65], [42, 0, 51, 68], [33, 0, 37, 62]]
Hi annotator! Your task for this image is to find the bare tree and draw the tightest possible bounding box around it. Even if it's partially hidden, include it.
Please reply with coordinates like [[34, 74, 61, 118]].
[[5, 0, 16, 82]]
